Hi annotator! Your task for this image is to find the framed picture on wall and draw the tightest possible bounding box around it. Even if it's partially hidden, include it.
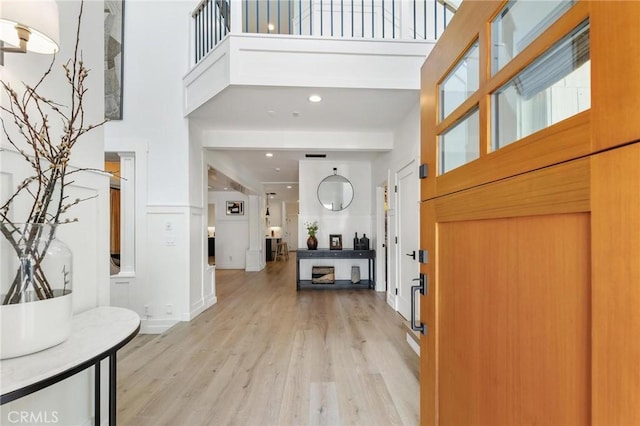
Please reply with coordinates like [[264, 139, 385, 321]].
[[330, 234, 342, 250], [226, 201, 244, 215], [105, 0, 125, 120]]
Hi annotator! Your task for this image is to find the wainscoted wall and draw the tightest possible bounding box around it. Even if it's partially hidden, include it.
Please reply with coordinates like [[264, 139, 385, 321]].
[[188, 207, 216, 320], [144, 206, 188, 333]]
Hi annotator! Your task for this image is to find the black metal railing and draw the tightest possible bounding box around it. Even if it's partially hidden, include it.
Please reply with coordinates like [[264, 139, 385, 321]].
[[193, 0, 456, 64], [193, 0, 231, 63]]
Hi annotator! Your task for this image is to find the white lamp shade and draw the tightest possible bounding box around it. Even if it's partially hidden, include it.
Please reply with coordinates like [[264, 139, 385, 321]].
[[0, 0, 60, 54]]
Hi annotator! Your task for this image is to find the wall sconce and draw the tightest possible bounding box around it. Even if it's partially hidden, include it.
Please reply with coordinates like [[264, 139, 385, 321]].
[[0, 0, 60, 55]]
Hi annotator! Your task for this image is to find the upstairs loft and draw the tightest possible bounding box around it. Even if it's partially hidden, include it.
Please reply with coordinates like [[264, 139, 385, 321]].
[[183, 0, 457, 117]]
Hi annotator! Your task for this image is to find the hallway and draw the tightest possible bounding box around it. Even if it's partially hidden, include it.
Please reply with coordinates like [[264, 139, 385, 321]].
[[117, 254, 419, 425]]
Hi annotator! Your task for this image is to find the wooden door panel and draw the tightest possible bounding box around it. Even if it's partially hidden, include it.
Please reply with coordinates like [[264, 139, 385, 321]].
[[591, 142, 640, 425], [437, 214, 590, 425]]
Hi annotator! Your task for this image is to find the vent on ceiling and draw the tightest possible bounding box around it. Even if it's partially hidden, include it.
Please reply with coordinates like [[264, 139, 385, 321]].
[[305, 154, 327, 158]]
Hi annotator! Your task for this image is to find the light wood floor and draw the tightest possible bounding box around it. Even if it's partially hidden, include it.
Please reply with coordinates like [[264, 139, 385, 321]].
[[117, 254, 419, 426]]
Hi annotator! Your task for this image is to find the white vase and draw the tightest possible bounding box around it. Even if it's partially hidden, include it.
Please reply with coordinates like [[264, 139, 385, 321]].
[[0, 292, 72, 359], [0, 223, 73, 359]]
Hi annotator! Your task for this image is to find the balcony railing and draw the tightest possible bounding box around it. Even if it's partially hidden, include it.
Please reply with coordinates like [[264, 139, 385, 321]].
[[193, 0, 457, 64]]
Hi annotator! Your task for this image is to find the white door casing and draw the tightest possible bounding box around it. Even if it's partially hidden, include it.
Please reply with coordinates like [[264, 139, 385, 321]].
[[375, 185, 387, 292], [387, 208, 397, 309], [396, 160, 419, 321]]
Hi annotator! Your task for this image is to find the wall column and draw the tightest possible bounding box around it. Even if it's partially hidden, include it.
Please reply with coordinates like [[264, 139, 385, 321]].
[[245, 194, 265, 271]]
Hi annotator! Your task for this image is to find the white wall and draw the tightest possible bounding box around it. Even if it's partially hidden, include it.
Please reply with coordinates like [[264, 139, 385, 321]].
[[372, 101, 421, 298], [104, 0, 201, 333], [209, 191, 250, 269], [285, 202, 299, 250], [0, 1, 108, 424], [106, 1, 192, 204], [373, 102, 420, 190], [299, 160, 373, 249]]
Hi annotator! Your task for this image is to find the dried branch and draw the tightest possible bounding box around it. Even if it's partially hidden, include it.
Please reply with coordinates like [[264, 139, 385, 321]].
[[0, 0, 107, 304]]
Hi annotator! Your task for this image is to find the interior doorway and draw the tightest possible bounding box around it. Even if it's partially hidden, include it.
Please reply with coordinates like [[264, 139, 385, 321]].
[[376, 183, 390, 295], [207, 203, 216, 265], [104, 152, 135, 277]]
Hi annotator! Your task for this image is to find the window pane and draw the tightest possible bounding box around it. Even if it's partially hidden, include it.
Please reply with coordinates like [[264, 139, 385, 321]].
[[440, 108, 479, 174], [492, 21, 590, 150], [492, 0, 575, 75], [440, 42, 479, 120]]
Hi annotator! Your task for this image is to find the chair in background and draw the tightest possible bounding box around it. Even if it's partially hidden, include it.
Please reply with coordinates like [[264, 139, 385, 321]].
[[275, 241, 289, 261]]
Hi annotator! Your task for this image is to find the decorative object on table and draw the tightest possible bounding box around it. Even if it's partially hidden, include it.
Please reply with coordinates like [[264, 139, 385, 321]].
[[305, 221, 318, 250], [359, 234, 370, 250], [354, 232, 363, 250], [329, 234, 342, 250], [0, 1, 105, 359], [226, 201, 244, 215], [312, 266, 335, 284], [317, 167, 354, 211], [351, 266, 361, 284], [1, 224, 73, 359]]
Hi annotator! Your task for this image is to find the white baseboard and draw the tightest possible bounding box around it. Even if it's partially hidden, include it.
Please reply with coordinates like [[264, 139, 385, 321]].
[[215, 263, 246, 269], [245, 265, 265, 272], [406, 332, 420, 356], [204, 294, 217, 307], [140, 319, 180, 334], [183, 294, 218, 321]]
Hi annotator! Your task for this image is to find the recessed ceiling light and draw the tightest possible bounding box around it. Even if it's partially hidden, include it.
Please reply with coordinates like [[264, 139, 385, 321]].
[[265, 152, 273, 158], [287, 185, 292, 189], [275, 167, 281, 172], [308, 94, 322, 103]]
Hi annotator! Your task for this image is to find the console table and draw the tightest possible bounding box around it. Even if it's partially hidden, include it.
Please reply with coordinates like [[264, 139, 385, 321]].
[[0, 306, 140, 426], [296, 249, 375, 290]]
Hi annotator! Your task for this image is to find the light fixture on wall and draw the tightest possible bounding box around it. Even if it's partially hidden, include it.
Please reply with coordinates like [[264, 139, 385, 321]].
[[0, 0, 60, 55]]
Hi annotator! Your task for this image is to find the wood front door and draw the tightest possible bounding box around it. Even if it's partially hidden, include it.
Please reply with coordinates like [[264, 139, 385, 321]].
[[418, 1, 640, 425], [421, 159, 593, 425]]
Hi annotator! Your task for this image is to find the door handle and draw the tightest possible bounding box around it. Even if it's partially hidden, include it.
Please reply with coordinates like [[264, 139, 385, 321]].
[[406, 250, 416, 260], [410, 274, 427, 335]]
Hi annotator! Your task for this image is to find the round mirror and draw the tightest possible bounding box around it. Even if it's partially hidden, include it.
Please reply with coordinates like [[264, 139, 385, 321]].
[[317, 170, 354, 211]]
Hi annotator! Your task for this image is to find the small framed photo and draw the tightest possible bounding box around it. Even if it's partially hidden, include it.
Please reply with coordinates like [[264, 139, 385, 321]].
[[329, 234, 342, 250], [226, 201, 244, 215]]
